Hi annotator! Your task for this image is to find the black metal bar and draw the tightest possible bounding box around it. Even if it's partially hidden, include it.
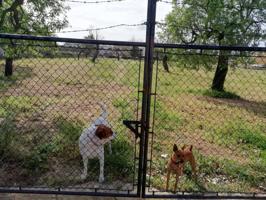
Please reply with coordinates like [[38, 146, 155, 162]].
[[144, 193, 266, 199], [0, 33, 265, 51], [123, 120, 141, 138], [0, 33, 145, 47], [0, 188, 138, 197], [140, 0, 157, 198]]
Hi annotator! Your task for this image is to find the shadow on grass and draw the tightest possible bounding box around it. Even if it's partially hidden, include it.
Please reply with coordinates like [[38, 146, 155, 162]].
[[202, 89, 241, 99], [190, 89, 266, 118]]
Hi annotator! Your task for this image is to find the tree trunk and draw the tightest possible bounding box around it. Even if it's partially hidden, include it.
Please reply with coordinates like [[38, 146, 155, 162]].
[[5, 58, 13, 77], [211, 51, 229, 91]]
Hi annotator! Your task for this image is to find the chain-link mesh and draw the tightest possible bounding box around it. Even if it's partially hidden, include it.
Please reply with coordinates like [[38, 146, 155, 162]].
[[0, 39, 142, 195], [1, 36, 266, 198], [146, 49, 266, 197]]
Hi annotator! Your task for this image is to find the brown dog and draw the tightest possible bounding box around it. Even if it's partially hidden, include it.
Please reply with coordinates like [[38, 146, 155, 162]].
[[166, 144, 197, 192]]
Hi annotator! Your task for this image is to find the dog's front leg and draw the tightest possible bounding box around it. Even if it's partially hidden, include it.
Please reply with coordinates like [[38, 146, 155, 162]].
[[81, 157, 88, 180], [166, 170, 170, 191], [174, 173, 179, 193], [190, 158, 197, 179], [99, 152, 105, 183]]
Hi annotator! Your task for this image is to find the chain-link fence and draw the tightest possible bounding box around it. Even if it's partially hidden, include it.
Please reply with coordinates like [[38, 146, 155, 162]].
[[0, 36, 143, 196], [146, 48, 266, 198], [0, 34, 266, 199]]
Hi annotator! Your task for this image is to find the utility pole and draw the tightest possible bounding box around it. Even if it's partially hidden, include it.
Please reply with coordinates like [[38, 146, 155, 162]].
[[139, 0, 157, 197]]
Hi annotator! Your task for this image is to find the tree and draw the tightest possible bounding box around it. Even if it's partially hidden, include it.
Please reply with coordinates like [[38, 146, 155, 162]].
[[84, 31, 102, 62], [0, 0, 69, 76], [160, 0, 266, 91]]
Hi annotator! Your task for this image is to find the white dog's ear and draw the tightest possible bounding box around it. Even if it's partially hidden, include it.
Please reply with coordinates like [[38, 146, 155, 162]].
[[95, 125, 113, 139]]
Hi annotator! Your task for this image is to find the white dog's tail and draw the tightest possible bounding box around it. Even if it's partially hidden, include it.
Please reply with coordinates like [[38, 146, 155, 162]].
[[99, 102, 108, 119]]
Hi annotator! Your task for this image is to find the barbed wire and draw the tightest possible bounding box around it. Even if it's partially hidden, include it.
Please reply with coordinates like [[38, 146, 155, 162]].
[[58, 22, 146, 33], [63, 0, 127, 4]]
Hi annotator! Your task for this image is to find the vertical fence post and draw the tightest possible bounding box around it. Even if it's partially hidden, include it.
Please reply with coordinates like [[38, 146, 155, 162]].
[[138, 0, 157, 197]]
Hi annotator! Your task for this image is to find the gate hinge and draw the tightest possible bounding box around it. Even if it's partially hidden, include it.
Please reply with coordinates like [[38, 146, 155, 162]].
[[123, 120, 141, 139]]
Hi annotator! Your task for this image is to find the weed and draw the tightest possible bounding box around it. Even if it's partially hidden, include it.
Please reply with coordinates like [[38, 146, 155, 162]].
[[53, 116, 84, 160], [0, 116, 17, 159], [23, 143, 56, 172], [2, 96, 35, 113], [105, 134, 134, 181]]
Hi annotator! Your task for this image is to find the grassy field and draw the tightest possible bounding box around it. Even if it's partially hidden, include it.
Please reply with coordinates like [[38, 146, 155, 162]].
[[0, 54, 266, 194], [0, 57, 139, 190], [149, 58, 266, 193]]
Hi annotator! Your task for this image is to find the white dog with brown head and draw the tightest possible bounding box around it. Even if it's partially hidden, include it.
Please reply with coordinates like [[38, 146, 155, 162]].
[[79, 103, 116, 183]]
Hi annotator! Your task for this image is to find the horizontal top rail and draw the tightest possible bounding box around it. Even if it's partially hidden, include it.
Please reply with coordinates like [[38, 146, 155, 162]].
[[0, 33, 266, 51]]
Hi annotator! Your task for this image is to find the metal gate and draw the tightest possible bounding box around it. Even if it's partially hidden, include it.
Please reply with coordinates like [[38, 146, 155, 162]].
[[0, 34, 144, 197], [143, 46, 266, 199]]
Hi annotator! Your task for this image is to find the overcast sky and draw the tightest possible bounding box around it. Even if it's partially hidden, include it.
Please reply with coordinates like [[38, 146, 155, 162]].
[[57, 0, 172, 41]]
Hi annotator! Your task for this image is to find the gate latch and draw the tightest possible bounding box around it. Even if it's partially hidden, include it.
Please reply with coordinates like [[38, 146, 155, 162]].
[[123, 120, 141, 139]]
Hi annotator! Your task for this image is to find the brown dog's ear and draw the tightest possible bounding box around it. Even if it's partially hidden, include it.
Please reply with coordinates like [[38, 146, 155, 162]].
[[173, 144, 178, 152], [190, 145, 193, 151]]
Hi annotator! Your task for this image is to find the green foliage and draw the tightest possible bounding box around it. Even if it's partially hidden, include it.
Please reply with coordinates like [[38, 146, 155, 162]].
[[105, 134, 134, 181], [56, 116, 83, 142], [23, 116, 84, 171], [160, 0, 266, 46], [159, 0, 266, 90], [0, 116, 16, 158], [0, 0, 68, 34], [0, 0, 69, 60], [53, 116, 84, 159], [23, 143, 56, 172]]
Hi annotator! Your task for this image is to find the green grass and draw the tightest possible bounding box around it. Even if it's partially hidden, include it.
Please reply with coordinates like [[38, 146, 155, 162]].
[[2, 96, 35, 112], [0, 116, 17, 158], [51, 116, 84, 161], [204, 121, 266, 151], [105, 134, 135, 182], [149, 62, 266, 192]]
